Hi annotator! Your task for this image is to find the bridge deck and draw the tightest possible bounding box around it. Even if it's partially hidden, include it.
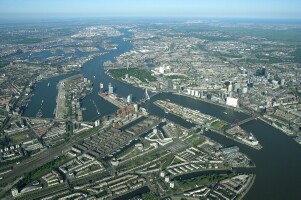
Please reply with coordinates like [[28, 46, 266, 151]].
[[239, 117, 255, 125]]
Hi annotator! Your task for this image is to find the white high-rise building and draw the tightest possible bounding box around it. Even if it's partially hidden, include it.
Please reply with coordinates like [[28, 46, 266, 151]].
[[187, 88, 191, 95], [165, 176, 170, 183], [228, 84, 233, 92], [100, 83, 104, 92], [134, 103, 139, 112], [242, 87, 248, 94], [191, 89, 195, 96], [127, 94, 132, 103], [280, 79, 285, 86], [226, 97, 238, 107], [94, 120, 100, 127], [108, 83, 114, 94]]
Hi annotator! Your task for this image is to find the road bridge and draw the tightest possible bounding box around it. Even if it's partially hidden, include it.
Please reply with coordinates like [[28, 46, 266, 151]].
[[138, 89, 161, 104], [233, 117, 256, 126]]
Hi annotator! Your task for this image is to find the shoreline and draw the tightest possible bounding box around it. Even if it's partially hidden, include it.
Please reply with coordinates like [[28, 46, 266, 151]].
[[259, 116, 295, 137], [98, 93, 124, 108], [172, 92, 295, 140], [101, 73, 296, 149], [238, 174, 256, 200], [173, 92, 252, 115], [209, 128, 262, 150], [153, 100, 262, 150]]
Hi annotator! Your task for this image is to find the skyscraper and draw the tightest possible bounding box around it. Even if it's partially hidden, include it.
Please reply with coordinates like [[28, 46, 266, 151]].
[[133, 103, 139, 112], [166, 79, 173, 90], [108, 83, 114, 94], [228, 84, 233, 92], [100, 83, 104, 93], [262, 66, 268, 77], [280, 79, 285, 86], [127, 94, 132, 103]]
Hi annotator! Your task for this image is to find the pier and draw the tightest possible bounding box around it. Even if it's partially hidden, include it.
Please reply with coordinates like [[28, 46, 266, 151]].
[[98, 93, 125, 108]]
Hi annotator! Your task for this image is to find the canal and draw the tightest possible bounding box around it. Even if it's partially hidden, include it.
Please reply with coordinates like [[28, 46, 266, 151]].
[[23, 29, 301, 200]]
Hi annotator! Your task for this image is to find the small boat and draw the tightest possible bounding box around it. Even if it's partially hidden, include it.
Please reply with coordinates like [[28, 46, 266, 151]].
[[47, 83, 50, 87], [165, 111, 169, 114], [93, 76, 96, 78], [223, 112, 227, 115]]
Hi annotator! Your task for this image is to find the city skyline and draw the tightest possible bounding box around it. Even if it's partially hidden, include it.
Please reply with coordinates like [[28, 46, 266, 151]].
[[0, 0, 300, 20]]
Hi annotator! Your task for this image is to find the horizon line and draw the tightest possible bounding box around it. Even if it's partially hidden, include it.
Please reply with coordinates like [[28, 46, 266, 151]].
[[0, 15, 300, 23]]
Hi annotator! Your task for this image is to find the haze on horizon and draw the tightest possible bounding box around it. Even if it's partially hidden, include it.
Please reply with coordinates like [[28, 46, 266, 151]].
[[0, 0, 300, 20]]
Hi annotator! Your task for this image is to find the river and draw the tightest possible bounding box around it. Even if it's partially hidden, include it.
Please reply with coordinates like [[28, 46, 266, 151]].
[[22, 29, 301, 200]]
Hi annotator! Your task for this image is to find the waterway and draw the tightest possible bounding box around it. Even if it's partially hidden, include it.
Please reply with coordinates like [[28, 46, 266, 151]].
[[23, 29, 144, 121], [22, 29, 301, 200]]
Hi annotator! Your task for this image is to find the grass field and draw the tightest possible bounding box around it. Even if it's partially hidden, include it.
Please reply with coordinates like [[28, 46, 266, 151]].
[[161, 154, 174, 170], [210, 120, 228, 130], [16, 155, 71, 190], [186, 134, 206, 147], [178, 174, 230, 191], [108, 68, 156, 83], [10, 132, 30, 144], [0, 61, 10, 68], [164, 74, 187, 79]]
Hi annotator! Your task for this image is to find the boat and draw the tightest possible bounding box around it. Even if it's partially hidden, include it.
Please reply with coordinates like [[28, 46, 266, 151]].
[[165, 111, 169, 114], [223, 112, 227, 115], [93, 76, 96, 78], [47, 83, 50, 87]]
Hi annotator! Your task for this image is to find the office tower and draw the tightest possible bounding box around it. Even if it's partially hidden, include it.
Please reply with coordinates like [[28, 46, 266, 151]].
[[108, 83, 113, 94]]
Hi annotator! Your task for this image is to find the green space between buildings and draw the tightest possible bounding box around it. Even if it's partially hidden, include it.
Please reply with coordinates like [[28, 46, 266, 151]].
[[108, 68, 156, 83]]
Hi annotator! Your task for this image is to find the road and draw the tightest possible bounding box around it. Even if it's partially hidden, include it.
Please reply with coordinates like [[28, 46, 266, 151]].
[[0, 126, 102, 186], [0, 177, 23, 198]]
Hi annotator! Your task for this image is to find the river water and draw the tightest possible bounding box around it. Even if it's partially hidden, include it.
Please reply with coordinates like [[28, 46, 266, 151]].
[[22, 30, 301, 200]]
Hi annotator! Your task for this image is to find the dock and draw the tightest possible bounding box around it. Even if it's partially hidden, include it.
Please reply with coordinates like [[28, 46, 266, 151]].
[[99, 93, 125, 108]]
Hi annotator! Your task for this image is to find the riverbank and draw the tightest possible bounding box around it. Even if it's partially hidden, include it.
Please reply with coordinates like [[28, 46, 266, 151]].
[[172, 92, 299, 140], [105, 70, 158, 94], [209, 128, 262, 150], [173, 92, 249, 114], [21, 28, 301, 200], [259, 116, 295, 136], [153, 99, 262, 150], [238, 174, 256, 200], [98, 93, 125, 108]]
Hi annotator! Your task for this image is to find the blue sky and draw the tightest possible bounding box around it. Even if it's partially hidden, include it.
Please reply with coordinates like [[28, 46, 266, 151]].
[[0, 0, 300, 19]]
